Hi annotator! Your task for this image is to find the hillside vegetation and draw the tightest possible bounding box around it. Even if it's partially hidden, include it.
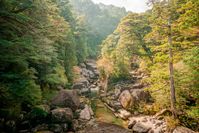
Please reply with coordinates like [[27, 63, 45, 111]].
[[0, 0, 126, 118], [0, 0, 198, 132], [98, 0, 199, 130]]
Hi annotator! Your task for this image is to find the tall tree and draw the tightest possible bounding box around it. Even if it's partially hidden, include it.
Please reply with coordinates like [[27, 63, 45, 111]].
[[167, 0, 176, 117]]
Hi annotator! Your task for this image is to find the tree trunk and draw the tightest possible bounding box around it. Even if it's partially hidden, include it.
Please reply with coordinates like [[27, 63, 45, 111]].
[[168, 17, 176, 117], [104, 74, 109, 96]]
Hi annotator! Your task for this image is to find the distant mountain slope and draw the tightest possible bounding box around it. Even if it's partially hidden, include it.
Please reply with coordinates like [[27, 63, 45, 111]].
[[70, 0, 128, 57]]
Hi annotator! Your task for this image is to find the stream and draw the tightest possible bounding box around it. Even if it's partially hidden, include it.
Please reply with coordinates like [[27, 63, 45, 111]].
[[94, 99, 126, 127], [90, 98, 127, 128]]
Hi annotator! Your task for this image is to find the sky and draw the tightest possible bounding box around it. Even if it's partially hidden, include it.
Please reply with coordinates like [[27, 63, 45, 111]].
[[91, 0, 150, 13]]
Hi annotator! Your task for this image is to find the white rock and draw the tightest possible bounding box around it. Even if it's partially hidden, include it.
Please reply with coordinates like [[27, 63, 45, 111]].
[[133, 122, 151, 133], [90, 86, 99, 93], [118, 109, 131, 120], [79, 105, 94, 120], [173, 126, 195, 133], [129, 116, 167, 133]]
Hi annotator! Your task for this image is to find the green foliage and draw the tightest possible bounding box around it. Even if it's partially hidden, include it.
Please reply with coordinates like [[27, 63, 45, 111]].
[[30, 105, 49, 119], [140, 0, 199, 130], [144, 64, 171, 110], [177, 0, 199, 29], [42, 89, 58, 103], [0, 0, 95, 120], [184, 47, 199, 94], [174, 47, 199, 128], [98, 0, 198, 130], [0, 0, 43, 116], [74, 16, 89, 63], [45, 65, 68, 86], [99, 13, 152, 80]]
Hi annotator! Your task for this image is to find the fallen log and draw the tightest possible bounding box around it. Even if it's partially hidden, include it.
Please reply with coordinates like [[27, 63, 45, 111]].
[[104, 103, 116, 112], [154, 109, 172, 118]]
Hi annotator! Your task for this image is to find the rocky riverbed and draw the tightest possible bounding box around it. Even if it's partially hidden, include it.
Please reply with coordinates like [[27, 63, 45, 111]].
[[4, 59, 196, 133], [70, 59, 196, 133]]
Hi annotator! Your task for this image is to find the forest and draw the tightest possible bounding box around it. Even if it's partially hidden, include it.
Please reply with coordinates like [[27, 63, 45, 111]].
[[0, 0, 198, 133]]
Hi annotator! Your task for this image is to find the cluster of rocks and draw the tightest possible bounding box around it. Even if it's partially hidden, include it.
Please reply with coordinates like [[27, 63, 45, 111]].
[[80, 60, 99, 81], [127, 116, 196, 133], [100, 71, 151, 120], [14, 89, 95, 133], [0, 59, 100, 133], [98, 70, 197, 133], [128, 116, 167, 133], [72, 60, 100, 97], [2, 60, 196, 133], [97, 70, 163, 132], [77, 122, 131, 133]]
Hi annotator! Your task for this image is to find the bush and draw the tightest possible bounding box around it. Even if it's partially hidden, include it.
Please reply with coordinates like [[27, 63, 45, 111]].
[[166, 116, 179, 130], [30, 105, 49, 119]]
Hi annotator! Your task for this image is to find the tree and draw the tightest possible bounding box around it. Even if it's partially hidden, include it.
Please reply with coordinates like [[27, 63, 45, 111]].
[[0, 0, 79, 119], [146, 0, 178, 116], [99, 13, 152, 81], [145, 0, 198, 122], [0, 0, 42, 116], [167, 0, 176, 117]]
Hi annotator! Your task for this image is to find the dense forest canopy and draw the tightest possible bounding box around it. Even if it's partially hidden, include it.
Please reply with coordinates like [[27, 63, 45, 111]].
[[0, 0, 198, 132]]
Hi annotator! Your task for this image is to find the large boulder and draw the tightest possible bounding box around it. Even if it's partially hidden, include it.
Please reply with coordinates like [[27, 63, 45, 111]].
[[81, 122, 131, 133], [131, 89, 151, 104], [51, 90, 80, 111], [133, 122, 151, 133], [173, 126, 195, 133], [79, 105, 94, 120], [119, 90, 133, 109], [51, 108, 73, 123]]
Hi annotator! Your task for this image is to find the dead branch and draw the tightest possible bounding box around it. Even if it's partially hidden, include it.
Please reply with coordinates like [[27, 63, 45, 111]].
[[154, 108, 172, 118]]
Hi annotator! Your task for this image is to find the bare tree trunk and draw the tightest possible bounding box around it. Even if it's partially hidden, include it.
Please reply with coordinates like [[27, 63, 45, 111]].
[[104, 74, 109, 96], [168, 17, 176, 117]]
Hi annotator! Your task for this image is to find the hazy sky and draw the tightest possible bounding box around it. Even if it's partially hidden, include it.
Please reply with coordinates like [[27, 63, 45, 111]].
[[91, 0, 149, 13]]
